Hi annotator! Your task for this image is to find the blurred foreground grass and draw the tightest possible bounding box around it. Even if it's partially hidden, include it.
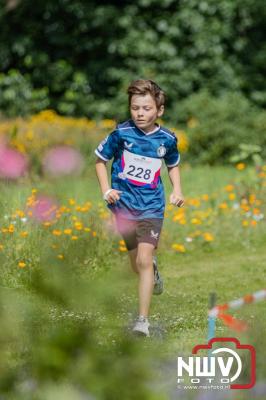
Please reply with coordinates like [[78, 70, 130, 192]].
[[0, 164, 265, 399]]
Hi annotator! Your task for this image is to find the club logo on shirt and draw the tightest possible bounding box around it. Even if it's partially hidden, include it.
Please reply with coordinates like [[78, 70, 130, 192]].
[[150, 230, 159, 240], [124, 141, 133, 149], [157, 145, 166, 157], [118, 172, 126, 180]]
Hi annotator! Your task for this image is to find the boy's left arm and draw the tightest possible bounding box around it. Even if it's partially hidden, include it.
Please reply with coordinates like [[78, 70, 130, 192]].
[[167, 165, 185, 207]]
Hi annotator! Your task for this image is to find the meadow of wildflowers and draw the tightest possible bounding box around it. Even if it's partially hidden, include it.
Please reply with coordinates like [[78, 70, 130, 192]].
[[0, 111, 265, 399]]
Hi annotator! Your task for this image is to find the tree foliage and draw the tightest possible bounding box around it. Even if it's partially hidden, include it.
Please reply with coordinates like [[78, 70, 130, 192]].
[[0, 0, 265, 117]]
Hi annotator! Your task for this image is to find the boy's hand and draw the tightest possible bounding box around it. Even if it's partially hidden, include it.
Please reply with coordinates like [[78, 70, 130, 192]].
[[103, 189, 123, 204], [169, 192, 185, 207]]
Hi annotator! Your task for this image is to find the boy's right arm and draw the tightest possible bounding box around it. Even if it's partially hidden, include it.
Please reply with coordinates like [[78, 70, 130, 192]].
[[95, 158, 122, 204]]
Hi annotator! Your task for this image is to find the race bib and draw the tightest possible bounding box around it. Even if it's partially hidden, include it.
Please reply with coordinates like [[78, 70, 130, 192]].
[[119, 150, 162, 187]]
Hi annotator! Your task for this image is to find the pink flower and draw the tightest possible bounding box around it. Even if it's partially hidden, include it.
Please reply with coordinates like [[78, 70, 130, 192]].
[[0, 145, 28, 179], [42, 146, 84, 177], [29, 194, 58, 222]]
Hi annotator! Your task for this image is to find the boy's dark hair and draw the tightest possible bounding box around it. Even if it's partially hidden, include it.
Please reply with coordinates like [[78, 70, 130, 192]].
[[127, 79, 165, 109]]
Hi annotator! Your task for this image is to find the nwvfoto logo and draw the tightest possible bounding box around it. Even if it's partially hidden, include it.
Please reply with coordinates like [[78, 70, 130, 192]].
[[177, 338, 256, 390]]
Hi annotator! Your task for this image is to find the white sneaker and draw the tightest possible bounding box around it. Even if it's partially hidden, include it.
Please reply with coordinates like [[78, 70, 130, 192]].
[[132, 316, 150, 337]]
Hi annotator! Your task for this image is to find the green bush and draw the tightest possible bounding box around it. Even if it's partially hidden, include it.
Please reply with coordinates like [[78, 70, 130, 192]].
[[174, 91, 266, 164], [0, 70, 49, 117]]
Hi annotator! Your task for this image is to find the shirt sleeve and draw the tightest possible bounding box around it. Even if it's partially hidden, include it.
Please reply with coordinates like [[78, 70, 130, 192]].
[[164, 136, 180, 167], [94, 130, 120, 161]]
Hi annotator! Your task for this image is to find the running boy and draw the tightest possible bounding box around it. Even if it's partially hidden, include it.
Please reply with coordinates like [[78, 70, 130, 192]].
[[95, 79, 184, 337]]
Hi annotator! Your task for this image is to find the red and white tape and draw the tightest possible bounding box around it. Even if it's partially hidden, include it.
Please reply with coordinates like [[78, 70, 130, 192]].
[[209, 289, 266, 318], [208, 289, 266, 332]]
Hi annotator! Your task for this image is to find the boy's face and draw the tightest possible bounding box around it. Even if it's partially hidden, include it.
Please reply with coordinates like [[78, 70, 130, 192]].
[[130, 93, 164, 133]]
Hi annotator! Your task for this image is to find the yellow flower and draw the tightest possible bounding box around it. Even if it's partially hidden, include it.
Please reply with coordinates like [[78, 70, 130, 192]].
[[119, 240, 126, 246], [172, 243, 186, 253], [43, 221, 52, 227], [119, 246, 127, 252], [242, 220, 249, 227], [201, 194, 209, 201], [52, 229, 62, 236], [228, 193, 236, 200], [249, 194, 256, 204], [191, 218, 202, 225], [100, 119, 116, 129], [18, 261, 26, 268], [250, 220, 257, 227], [236, 163, 245, 171], [74, 222, 83, 230], [92, 231, 97, 237], [219, 203, 228, 209], [20, 231, 28, 238], [64, 229, 72, 235], [16, 209, 25, 218], [0, 244, 4, 251], [84, 227, 91, 232], [57, 254, 64, 259], [203, 232, 214, 242], [8, 224, 15, 233], [71, 236, 78, 240]]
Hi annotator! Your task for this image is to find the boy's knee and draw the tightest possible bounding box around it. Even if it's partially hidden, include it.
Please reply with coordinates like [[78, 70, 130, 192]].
[[136, 254, 153, 270]]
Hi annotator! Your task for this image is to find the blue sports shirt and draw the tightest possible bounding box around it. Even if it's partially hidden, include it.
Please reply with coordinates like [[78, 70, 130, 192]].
[[95, 119, 180, 220]]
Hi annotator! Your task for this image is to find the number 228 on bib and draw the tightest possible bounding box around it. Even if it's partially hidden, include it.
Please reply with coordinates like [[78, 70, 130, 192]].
[[119, 150, 162, 188]]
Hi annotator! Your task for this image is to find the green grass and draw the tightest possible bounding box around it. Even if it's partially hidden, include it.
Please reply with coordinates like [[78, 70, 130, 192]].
[[0, 165, 265, 399]]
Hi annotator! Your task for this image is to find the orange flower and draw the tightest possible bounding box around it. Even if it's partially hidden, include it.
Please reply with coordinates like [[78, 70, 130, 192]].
[[225, 185, 234, 192], [202, 232, 214, 242], [52, 229, 62, 236], [18, 261, 26, 268], [8, 224, 15, 233], [236, 163, 245, 170]]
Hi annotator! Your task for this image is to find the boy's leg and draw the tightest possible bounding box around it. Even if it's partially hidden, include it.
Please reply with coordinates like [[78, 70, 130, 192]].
[[136, 242, 155, 317], [128, 248, 138, 274]]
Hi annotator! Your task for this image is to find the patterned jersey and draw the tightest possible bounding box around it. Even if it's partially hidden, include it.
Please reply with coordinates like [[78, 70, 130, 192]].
[[95, 119, 180, 220]]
